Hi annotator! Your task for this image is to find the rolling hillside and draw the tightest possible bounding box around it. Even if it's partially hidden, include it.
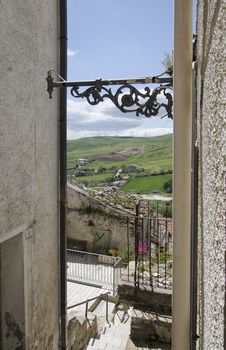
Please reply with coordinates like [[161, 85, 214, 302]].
[[67, 134, 173, 172], [67, 135, 173, 194]]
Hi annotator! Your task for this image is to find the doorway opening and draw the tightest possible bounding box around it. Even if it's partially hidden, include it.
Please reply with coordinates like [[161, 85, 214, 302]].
[[65, 1, 174, 349]]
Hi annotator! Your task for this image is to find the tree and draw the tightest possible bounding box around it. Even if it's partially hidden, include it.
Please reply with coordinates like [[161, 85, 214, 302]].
[[163, 179, 172, 193], [162, 52, 173, 74]]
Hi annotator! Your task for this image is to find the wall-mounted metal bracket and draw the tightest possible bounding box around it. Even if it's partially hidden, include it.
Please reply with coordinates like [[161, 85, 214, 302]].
[[47, 70, 173, 119]]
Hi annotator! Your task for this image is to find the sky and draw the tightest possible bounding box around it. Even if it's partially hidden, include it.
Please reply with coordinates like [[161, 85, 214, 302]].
[[67, 0, 196, 140]]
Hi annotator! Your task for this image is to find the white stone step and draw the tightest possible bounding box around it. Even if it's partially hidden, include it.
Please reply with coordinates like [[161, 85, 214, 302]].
[[102, 328, 129, 338], [100, 331, 129, 343], [88, 345, 124, 350], [98, 331, 129, 348], [87, 339, 103, 349], [87, 306, 131, 350]]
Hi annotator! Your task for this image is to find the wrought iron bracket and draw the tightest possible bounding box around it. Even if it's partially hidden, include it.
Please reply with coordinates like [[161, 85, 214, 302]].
[[46, 70, 173, 119]]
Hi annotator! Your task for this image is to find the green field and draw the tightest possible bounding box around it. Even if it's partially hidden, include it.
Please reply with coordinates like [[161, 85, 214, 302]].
[[67, 134, 173, 172], [73, 172, 114, 184], [122, 174, 172, 193], [67, 135, 173, 193]]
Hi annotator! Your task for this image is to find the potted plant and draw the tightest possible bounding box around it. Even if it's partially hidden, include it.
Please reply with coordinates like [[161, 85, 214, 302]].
[[108, 248, 118, 257]]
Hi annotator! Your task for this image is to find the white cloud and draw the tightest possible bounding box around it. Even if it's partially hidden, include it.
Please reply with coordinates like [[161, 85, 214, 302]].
[[67, 49, 79, 57], [67, 126, 173, 140], [67, 96, 173, 140]]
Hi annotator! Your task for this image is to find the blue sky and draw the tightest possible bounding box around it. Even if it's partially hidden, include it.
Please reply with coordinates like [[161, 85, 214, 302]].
[[67, 0, 196, 140]]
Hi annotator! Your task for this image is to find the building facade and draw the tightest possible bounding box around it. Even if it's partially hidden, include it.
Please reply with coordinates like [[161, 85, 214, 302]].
[[196, 0, 226, 349], [0, 2, 60, 349]]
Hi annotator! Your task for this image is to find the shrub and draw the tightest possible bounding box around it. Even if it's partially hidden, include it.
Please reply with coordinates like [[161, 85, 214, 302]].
[[163, 179, 172, 193]]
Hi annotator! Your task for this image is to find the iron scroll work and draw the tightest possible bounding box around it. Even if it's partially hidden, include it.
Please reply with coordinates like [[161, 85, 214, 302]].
[[46, 70, 173, 119]]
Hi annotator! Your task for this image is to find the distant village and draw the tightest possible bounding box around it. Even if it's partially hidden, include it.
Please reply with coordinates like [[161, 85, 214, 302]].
[[69, 157, 173, 190]]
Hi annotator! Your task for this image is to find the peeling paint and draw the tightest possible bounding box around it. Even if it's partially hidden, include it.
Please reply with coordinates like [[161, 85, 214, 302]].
[[4, 312, 25, 350]]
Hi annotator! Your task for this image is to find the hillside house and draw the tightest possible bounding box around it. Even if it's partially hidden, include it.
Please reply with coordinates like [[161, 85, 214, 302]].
[[77, 158, 90, 166], [124, 165, 141, 173]]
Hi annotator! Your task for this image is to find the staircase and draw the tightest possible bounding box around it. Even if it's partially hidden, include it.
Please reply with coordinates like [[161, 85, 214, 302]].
[[87, 322, 130, 350], [87, 305, 131, 350], [86, 304, 162, 350]]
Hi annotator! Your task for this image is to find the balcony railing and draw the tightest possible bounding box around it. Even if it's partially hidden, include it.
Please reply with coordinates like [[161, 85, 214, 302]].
[[67, 202, 172, 292], [67, 249, 126, 294]]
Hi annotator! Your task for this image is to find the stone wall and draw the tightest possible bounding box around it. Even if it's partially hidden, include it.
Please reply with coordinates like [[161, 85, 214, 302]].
[[67, 313, 98, 350], [118, 266, 172, 347], [67, 183, 133, 252], [130, 309, 171, 349], [196, 0, 226, 349], [0, 1, 60, 348], [118, 281, 172, 316]]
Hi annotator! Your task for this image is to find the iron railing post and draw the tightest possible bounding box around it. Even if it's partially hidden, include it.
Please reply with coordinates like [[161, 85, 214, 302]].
[[165, 205, 168, 289], [106, 294, 109, 323], [134, 201, 140, 287], [85, 302, 88, 318], [157, 203, 160, 288], [149, 217, 153, 290], [113, 263, 116, 295], [127, 217, 130, 281]]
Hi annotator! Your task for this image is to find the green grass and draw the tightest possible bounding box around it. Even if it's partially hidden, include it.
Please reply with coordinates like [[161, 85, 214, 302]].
[[73, 172, 114, 183], [67, 135, 173, 193], [67, 135, 173, 172], [122, 174, 172, 194]]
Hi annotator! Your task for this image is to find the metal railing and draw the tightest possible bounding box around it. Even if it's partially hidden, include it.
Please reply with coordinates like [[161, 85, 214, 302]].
[[67, 249, 125, 293], [121, 202, 173, 290], [67, 292, 110, 323], [134, 215, 172, 290], [67, 201, 172, 291]]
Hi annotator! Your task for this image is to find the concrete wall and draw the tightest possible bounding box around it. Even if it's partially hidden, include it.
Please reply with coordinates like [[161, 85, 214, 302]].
[[0, 1, 60, 349], [196, 1, 226, 349]]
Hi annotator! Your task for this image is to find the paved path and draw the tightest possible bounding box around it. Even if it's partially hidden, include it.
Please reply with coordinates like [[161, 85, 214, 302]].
[[67, 281, 112, 314]]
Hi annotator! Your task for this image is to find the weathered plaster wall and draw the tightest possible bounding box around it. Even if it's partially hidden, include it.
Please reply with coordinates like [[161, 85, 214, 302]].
[[67, 183, 132, 251], [0, 1, 59, 349], [196, 0, 226, 348], [1, 234, 25, 350]]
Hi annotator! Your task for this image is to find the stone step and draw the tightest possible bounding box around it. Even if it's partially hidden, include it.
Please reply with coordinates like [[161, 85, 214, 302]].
[[87, 320, 130, 349], [100, 330, 129, 341], [99, 334, 128, 347], [87, 338, 98, 347], [87, 303, 132, 350], [126, 338, 161, 349], [130, 309, 171, 349], [87, 339, 124, 350]]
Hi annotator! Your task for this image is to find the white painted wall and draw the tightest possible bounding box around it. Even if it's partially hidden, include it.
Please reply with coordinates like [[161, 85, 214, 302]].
[[0, 1, 60, 349]]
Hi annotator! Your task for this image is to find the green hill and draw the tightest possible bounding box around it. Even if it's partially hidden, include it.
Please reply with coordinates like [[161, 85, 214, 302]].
[[67, 134, 173, 173]]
